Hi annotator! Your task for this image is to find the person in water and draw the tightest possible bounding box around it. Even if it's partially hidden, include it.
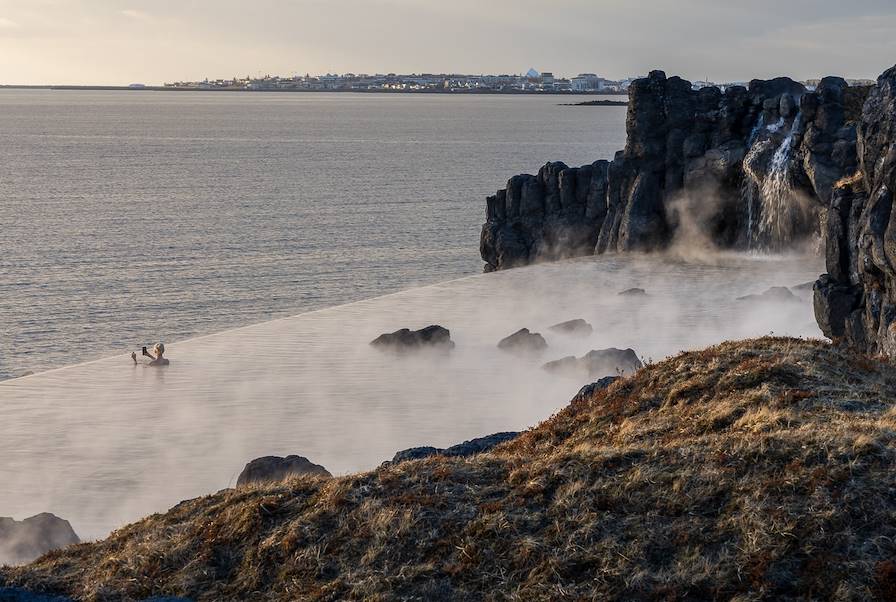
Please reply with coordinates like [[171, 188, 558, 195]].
[[131, 343, 170, 366]]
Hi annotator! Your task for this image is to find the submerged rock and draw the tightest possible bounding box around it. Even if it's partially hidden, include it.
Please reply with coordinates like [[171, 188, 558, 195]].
[[543, 348, 643, 379], [547, 319, 593, 336], [237, 455, 331, 487], [737, 286, 800, 303], [370, 325, 454, 351], [497, 328, 548, 353], [618, 288, 647, 296], [388, 432, 520, 465], [0, 513, 79, 565]]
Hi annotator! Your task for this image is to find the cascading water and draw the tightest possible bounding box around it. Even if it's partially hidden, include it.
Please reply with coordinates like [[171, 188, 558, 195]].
[[758, 112, 802, 247], [741, 113, 802, 250]]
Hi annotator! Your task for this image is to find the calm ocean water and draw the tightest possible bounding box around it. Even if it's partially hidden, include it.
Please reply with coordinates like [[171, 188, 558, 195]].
[[0, 91, 627, 380]]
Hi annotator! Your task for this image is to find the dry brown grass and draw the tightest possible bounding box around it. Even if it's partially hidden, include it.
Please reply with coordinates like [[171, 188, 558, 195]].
[[4, 337, 896, 601]]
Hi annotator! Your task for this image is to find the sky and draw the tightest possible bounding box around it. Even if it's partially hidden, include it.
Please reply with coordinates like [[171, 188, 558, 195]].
[[0, 0, 895, 85]]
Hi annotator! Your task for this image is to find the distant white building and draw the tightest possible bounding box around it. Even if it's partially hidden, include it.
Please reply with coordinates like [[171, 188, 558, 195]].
[[571, 73, 604, 92]]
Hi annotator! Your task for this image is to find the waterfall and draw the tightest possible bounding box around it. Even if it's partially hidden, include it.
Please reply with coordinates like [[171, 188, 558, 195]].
[[741, 112, 802, 250]]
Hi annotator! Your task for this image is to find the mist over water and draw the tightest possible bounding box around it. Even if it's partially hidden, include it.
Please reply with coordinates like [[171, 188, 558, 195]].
[[0, 252, 822, 544]]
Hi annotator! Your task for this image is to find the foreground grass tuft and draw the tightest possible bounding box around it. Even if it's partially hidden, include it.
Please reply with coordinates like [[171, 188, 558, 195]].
[[4, 337, 896, 600]]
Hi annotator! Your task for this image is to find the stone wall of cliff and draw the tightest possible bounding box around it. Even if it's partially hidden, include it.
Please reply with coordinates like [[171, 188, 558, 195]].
[[814, 66, 896, 356], [480, 70, 870, 271]]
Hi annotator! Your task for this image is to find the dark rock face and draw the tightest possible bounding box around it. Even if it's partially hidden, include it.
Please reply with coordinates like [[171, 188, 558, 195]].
[[0, 514, 79, 565], [547, 319, 593, 336], [389, 432, 519, 465], [571, 376, 619, 403], [481, 70, 873, 270], [370, 325, 454, 351], [543, 348, 643, 379], [0, 588, 74, 601], [814, 66, 896, 355], [497, 328, 548, 352], [236, 455, 331, 487]]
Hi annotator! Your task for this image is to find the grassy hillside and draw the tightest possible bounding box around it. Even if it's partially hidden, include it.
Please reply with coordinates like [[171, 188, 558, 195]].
[[4, 337, 896, 601]]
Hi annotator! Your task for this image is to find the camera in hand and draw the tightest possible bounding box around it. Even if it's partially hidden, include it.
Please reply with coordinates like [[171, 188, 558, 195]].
[[142, 346, 148, 357]]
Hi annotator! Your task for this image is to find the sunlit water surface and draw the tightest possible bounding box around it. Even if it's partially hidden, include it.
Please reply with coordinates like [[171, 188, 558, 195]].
[[0, 253, 822, 541]]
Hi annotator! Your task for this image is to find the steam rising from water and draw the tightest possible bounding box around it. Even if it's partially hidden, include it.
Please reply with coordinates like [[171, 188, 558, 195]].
[[0, 254, 822, 547]]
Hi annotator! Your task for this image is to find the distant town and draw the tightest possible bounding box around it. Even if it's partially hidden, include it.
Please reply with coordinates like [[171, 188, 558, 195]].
[[158, 70, 877, 94], [161, 69, 712, 94]]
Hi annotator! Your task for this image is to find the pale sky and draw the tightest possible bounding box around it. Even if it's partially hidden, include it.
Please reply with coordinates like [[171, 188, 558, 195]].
[[1, 0, 894, 85]]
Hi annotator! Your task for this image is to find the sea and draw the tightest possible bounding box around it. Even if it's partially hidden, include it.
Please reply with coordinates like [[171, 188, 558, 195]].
[[0, 90, 626, 381]]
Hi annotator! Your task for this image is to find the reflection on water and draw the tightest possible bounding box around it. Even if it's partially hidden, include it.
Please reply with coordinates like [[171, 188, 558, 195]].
[[0, 253, 822, 540]]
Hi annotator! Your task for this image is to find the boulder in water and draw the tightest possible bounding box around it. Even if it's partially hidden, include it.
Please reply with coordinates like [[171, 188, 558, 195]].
[[237, 455, 331, 487], [736, 286, 800, 303], [618, 287, 647, 296], [497, 328, 548, 353], [0, 513, 79, 565], [547, 319, 593, 336], [543, 348, 642, 379], [370, 325, 454, 352], [388, 432, 519, 465]]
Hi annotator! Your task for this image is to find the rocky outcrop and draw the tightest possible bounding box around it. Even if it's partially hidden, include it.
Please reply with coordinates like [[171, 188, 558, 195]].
[[814, 66, 896, 355], [388, 432, 519, 465], [497, 328, 548, 352], [0, 514, 79, 565], [481, 71, 872, 270], [571, 376, 619, 403], [236, 455, 331, 487], [543, 348, 643, 379], [370, 325, 454, 351]]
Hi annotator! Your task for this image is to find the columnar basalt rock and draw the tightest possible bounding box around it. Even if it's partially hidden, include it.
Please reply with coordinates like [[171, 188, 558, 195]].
[[814, 66, 896, 356], [481, 70, 871, 271]]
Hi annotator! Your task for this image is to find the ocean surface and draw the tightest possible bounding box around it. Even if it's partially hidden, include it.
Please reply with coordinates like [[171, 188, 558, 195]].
[[0, 90, 627, 380]]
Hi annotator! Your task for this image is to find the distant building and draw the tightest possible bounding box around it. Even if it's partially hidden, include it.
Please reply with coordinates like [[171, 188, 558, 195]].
[[571, 73, 604, 92]]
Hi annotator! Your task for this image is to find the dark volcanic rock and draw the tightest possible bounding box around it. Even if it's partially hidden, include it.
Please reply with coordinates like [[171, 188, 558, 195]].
[[481, 68, 871, 270], [0, 588, 74, 601], [0, 514, 79, 565], [237, 455, 331, 487], [618, 287, 647, 296], [543, 348, 643, 379], [571, 376, 619, 403], [814, 65, 896, 354], [547, 319, 593, 336], [736, 286, 801, 303], [497, 328, 548, 352], [389, 432, 519, 465], [370, 325, 454, 351]]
